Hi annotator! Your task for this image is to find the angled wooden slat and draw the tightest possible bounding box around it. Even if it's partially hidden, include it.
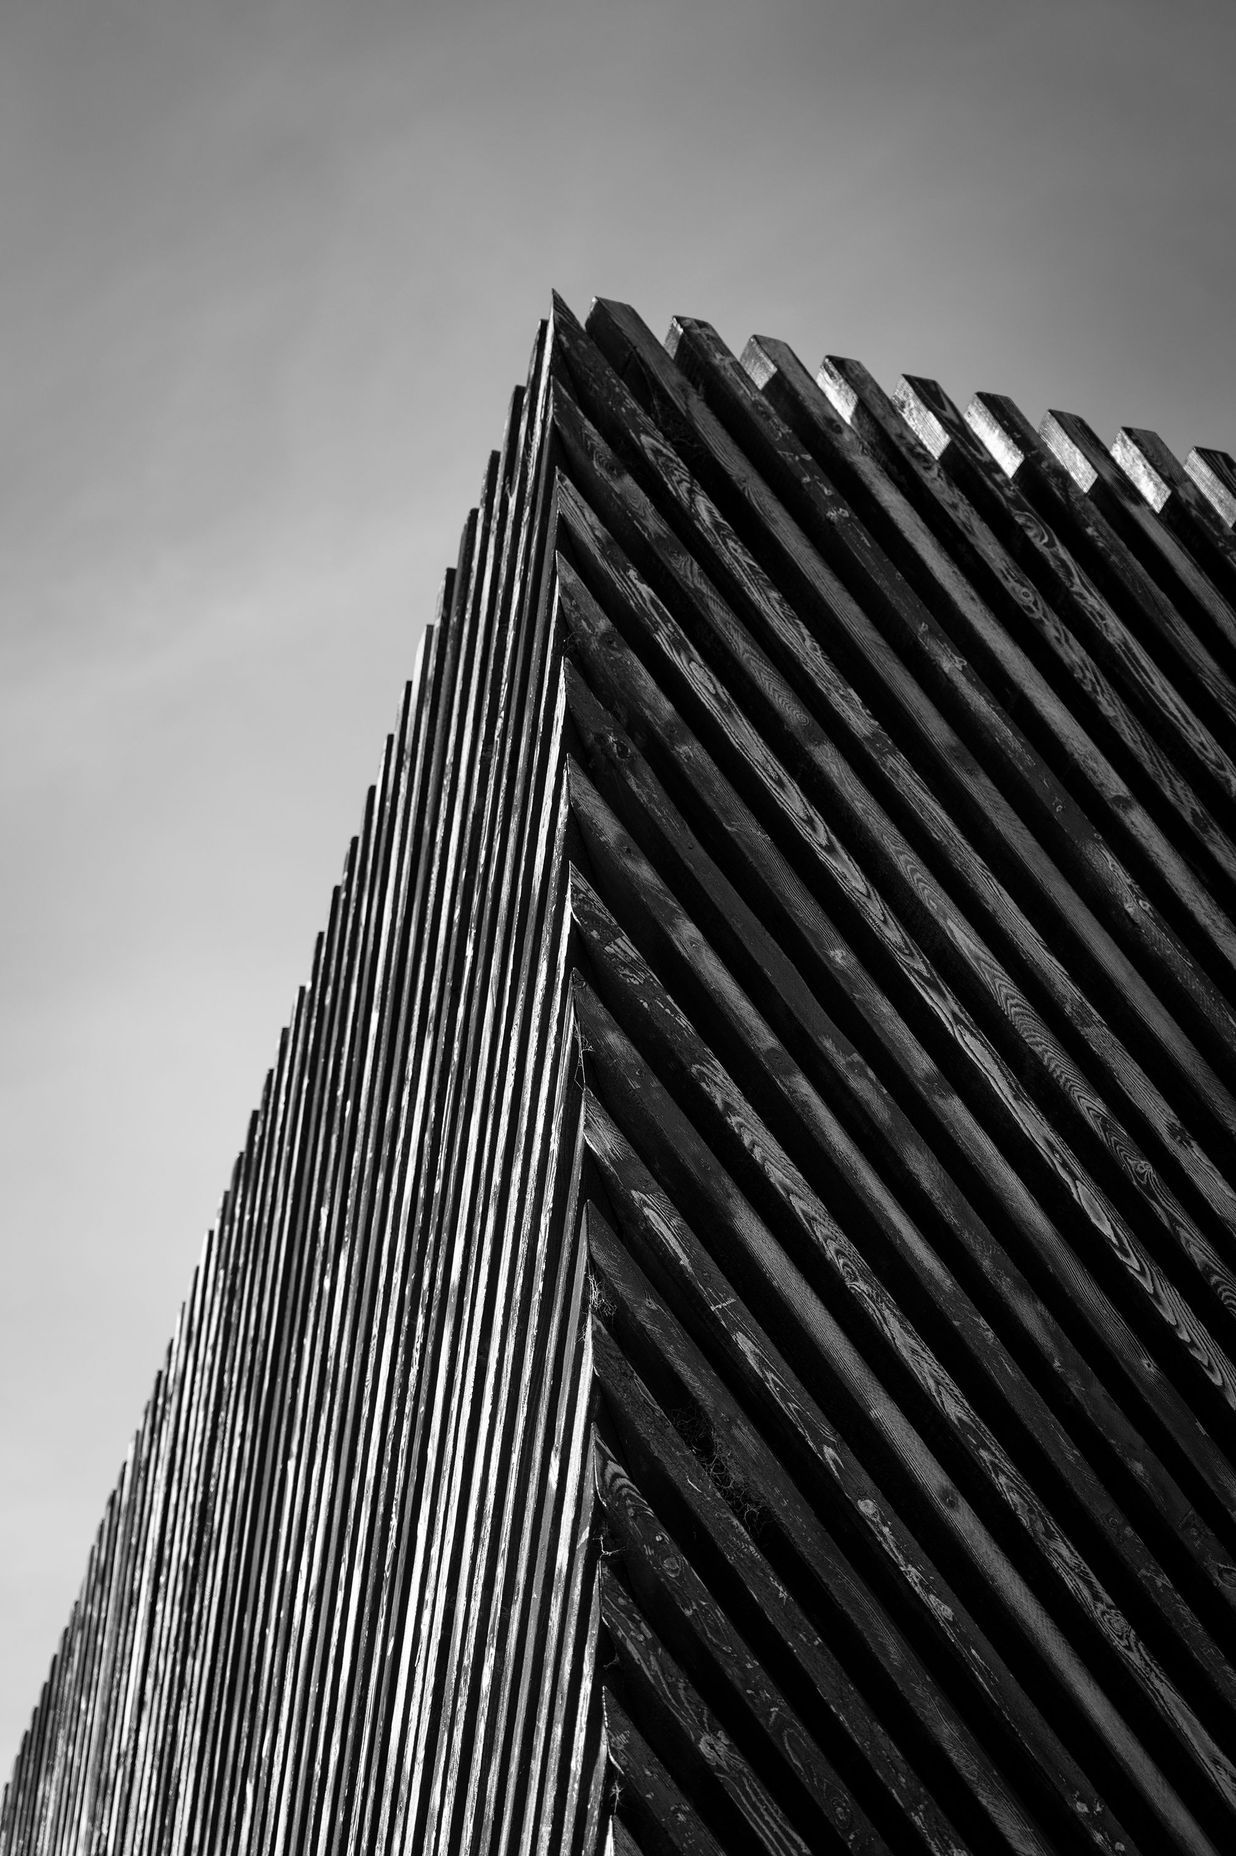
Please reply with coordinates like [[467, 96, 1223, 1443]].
[[7, 296, 1235, 1856], [572, 910, 1235, 1845], [1185, 448, 1236, 527], [967, 392, 1236, 744], [603, 1693, 725, 1856], [745, 346, 1236, 1102], [567, 738, 1236, 1724], [590, 1323, 975, 1856], [583, 1196, 1077, 1856], [896, 374, 1236, 899], [564, 299, 1236, 1169], [560, 545, 1236, 1596], [1039, 409, 1236, 678], [594, 1432, 894, 1854], [560, 317, 1236, 1172], [600, 1566, 816, 1856], [556, 498, 1236, 1458], [1111, 428, 1236, 609], [803, 347, 1236, 940], [564, 657, 1236, 1648]]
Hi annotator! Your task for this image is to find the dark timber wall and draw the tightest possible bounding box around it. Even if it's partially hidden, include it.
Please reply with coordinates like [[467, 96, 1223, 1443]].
[[5, 298, 1236, 1856]]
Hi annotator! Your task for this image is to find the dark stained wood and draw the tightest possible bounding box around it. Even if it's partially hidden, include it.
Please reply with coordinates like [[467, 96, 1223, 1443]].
[[603, 1693, 728, 1856], [1111, 429, 1236, 612], [738, 340, 1236, 1096], [1186, 448, 1236, 527], [805, 347, 1236, 940], [549, 331, 1236, 1226], [894, 375, 1236, 880], [601, 1565, 819, 1856], [1039, 409, 1236, 680], [563, 656, 1236, 1626], [595, 1431, 894, 1854], [565, 300, 1236, 1168], [555, 507, 1236, 1453], [967, 393, 1236, 742], [572, 900, 1236, 1839], [590, 1321, 978, 1855], [567, 733, 1236, 1704], [583, 1198, 1100, 1856], [6, 295, 1236, 1856]]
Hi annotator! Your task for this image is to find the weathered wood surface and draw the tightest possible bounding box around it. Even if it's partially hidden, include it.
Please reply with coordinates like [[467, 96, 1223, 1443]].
[[558, 295, 1236, 1854], [1112, 429, 1236, 613], [5, 296, 1236, 1855], [1186, 447, 1236, 527], [1, 320, 603, 1856]]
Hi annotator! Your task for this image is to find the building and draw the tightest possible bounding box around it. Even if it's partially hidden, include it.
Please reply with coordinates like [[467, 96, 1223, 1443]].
[[4, 295, 1236, 1855]]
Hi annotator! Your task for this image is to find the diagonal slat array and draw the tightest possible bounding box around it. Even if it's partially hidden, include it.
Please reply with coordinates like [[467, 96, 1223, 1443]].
[[554, 295, 1236, 1856], [4, 296, 1235, 1855]]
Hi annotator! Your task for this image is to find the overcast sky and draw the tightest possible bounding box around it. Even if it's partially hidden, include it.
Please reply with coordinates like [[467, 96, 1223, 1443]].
[[3, 0, 1234, 1778]]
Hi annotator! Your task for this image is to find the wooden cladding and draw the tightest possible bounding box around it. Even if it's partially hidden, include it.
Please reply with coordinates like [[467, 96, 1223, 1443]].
[[5, 298, 1236, 1855]]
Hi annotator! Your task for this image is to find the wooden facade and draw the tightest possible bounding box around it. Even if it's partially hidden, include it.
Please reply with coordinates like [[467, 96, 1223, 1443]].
[[4, 297, 1236, 1855]]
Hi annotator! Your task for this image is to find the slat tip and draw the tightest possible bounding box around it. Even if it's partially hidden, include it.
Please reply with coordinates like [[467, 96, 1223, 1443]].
[[815, 356, 859, 424], [1185, 447, 1236, 527], [1110, 428, 1173, 512], [893, 376, 951, 458], [664, 314, 722, 361], [965, 392, 1027, 476], [1040, 410, 1099, 492], [737, 333, 772, 389]]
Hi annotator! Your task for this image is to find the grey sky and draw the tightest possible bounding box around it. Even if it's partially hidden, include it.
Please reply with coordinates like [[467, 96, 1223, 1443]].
[[3, 0, 1234, 1775]]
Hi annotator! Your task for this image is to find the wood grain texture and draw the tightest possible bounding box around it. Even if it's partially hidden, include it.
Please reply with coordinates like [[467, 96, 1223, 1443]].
[[4, 297, 1235, 1855], [1186, 449, 1236, 527]]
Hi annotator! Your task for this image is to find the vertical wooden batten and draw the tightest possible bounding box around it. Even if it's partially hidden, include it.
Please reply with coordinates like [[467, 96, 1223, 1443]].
[[4, 298, 1236, 1855]]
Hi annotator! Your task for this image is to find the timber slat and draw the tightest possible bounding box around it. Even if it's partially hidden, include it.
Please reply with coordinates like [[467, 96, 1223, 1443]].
[[573, 944, 1234, 1844], [6, 296, 1235, 1856], [567, 741, 1236, 1719], [557, 522, 1236, 1482], [809, 347, 1236, 942], [594, 1430, 895, 1854], [1186, 447, 1236, 526], [600, 1565, 816, 1856], [898, 376, 1236, 837], [560, 300, 1236, 1202], [966, 392, 1236, 741], [566, 632, 1236, 1534], [590, 1323, 976, 1856], [1111, 428, 1236, 609], [584, 1199, 1072, 1856], [1039, 409, 1236, 677], [603, 1694, 726, 1856]]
